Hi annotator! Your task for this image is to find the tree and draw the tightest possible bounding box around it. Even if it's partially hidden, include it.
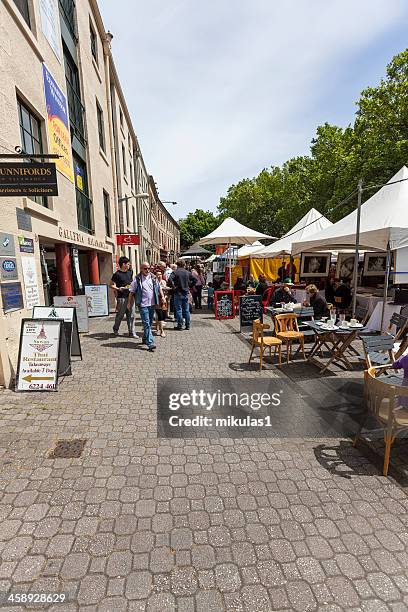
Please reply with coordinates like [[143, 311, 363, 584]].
[[179, 209, 220, 249]]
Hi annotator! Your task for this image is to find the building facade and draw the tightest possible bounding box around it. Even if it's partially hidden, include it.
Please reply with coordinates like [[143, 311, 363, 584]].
[[148, 175, 180, 264], [0, 0, 178, 387]]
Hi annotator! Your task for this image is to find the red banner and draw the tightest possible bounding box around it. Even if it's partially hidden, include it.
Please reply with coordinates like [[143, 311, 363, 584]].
[[116, 234, 140, 246]]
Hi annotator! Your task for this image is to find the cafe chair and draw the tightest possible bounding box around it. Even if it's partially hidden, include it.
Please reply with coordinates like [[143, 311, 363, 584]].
[[248, 319, 282, 371], [262, 287, 275, 314], [274, 313, 305, 364], [361, 335, 396, 369], [387, 312, 408, 343], [355, 305, 369, 326], [354, 366, 408, 476]]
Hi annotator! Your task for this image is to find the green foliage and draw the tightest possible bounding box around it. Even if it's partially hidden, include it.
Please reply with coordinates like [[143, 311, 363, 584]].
[[218, 48, 408, 234], [179, 209, 220, 249]]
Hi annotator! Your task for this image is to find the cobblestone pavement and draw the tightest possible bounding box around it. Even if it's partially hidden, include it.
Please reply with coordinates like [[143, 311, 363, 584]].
[[1, 310, 408, 611]]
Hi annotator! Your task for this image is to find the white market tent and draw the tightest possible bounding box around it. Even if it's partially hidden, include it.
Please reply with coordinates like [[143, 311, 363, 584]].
[[198, 217, 275, 287], [292, 166, 408, 255], [254, 208, 332, 258], [237, 241, 264, 258], [198, 217, 275, 246]]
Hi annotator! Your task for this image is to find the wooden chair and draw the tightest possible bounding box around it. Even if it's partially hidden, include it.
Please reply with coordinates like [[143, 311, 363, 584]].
[[354, 366, 408, 476], [361, 335, 395, 369], [355, 305, 369, 325], [387, 312, 408, 343], [248, 319, 282, 370], [262, 287, 275, 313], [274, 313, 305, 364]]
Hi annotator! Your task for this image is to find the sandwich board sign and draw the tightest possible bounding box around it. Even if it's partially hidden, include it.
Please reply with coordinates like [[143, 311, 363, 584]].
[[33, 305, 81, 360], [54, 295, 89, 333], [239, 294, 263, 330], [84, 284, 109, 317], [16, 318, 63, 391]]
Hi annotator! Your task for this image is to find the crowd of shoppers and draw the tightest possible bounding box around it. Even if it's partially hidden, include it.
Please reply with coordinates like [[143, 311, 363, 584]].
[[110, 259, 205, 352]]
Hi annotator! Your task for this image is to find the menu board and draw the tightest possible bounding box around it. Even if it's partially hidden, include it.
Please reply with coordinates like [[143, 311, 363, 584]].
[[16, 319, 62, 392], [215, 290, 234, 320], [84, 284, 109, 317], [54, 295, 89, 333], [239, 294, 263, 330], [33, 305, 81, 361]]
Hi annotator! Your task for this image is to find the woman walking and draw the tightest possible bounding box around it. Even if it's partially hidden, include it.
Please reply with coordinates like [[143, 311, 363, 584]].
[[155, 271, 168, 337], [192, 265, 205, 309]]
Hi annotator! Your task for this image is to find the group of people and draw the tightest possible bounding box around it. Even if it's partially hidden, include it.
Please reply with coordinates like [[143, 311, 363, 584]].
[[110, 258, 201, 352]]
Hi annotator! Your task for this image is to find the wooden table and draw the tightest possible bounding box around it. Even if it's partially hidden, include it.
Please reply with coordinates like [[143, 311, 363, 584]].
[[305, 321, 366, 373]]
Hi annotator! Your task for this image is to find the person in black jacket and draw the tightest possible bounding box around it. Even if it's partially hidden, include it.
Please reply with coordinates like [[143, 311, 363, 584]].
[[305, 284, 330, 320], [169, 260, 196, 330], [255, 275, 268, 297], [272, 283, 296, 306]]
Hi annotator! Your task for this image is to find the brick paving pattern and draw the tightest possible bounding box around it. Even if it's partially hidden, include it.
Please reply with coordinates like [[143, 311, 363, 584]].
[[0, 310, 408, 611]]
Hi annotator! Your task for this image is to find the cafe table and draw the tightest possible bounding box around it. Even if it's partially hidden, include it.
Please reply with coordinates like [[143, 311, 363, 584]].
[[305, 321, 366, 373]]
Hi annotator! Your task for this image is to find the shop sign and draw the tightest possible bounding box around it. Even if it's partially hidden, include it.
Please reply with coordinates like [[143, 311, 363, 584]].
[[39, 0, 61, 61], [0, 257, 18, 281], [16, 208, 33, 231], [0, 233, 15, 257], [16, 319, 62, 392], [54, 295, 89, 333], [57, 226, 110, 252], [84, 284, 109, 317], [21, 256, 41, 308], [33, 305, 82, 359], [42, 64, 74, 182], [1, 282, 24, 313], [18, 236, 35, 254], [116, 234, 140, 246], [0, 162, 58, 197]]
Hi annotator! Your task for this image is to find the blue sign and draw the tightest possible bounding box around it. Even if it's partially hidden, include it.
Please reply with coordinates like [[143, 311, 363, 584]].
[[0, 257, 18, 281], [1, 282, 24, 313]]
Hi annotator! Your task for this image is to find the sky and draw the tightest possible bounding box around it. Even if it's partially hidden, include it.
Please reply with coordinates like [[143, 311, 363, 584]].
[[98, 0, 408, 220]]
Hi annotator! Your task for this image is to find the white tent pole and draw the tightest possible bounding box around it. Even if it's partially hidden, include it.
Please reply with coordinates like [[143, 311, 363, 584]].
[[228, 240, 232, 289], [352, 179, 363, 317], [380, 241, 391, 332]]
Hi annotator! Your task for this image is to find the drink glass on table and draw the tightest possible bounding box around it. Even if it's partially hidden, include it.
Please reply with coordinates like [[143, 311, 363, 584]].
[[330, 309, 337, 325]]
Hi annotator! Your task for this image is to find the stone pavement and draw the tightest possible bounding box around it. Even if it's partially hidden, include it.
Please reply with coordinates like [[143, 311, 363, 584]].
[[0, 310, 408, 611]]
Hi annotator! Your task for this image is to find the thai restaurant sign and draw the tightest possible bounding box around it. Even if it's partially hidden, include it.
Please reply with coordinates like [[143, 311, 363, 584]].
[[16, 319, 62, 392]]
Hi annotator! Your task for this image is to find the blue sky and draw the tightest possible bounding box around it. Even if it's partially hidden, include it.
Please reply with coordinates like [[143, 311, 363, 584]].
[[98, 0, 408, 220]]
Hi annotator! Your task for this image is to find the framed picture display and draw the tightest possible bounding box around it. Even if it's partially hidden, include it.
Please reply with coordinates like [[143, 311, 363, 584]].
[[363, 253, 387, 276], [300, 253, 330, 278], [336, 253, 355, 282]]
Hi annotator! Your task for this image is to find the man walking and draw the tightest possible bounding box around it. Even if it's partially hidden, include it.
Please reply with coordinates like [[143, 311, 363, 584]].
[[110, 256, 134, 337], [127, 262, 164, 351], [171, 260, 196, 330]]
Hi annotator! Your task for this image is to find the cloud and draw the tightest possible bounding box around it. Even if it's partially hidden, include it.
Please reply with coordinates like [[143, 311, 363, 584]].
[[98, 0, 407, 218]]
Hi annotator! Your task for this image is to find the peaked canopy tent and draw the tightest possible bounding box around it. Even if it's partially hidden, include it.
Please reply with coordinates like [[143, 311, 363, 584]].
[[247, 208, 332, 282], [291, 166, 408, 325], [292, 167, 408, 254], [181, 242, 212, 257], [237, 241, 264, 258], [198, 217, 275, 288]]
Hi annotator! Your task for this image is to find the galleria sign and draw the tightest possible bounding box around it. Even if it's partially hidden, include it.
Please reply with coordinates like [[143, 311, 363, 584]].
[[58, 226, 110, 252]]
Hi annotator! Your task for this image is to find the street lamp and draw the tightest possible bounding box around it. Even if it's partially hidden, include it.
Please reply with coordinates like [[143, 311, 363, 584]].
[[162, 201, 177, 205], [118, 193, 149, 203]]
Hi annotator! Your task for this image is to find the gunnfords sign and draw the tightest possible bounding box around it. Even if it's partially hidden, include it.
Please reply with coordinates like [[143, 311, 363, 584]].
[[0, 163, 58, 196]]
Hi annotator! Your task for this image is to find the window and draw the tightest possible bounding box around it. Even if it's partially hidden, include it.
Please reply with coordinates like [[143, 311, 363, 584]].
[[103, 190, 111, 237], [13, 0, 30, 27], [130, 161, 134, 191], [128, 133, 131, 150], [122, 145, 126, 177], [17, 99, 47, 207], [90, 21, 98, 63], [96, 101, 105, 152], [64, 46, 86, 145], [119, 107, 124, 129]]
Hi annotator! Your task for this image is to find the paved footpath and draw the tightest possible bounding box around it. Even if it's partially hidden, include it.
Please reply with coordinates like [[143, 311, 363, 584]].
[[0, 311, 408, 611]]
